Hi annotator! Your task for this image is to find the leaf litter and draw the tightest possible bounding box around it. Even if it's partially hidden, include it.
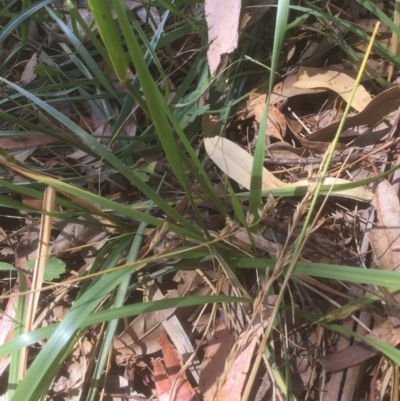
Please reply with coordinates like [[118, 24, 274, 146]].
[[2, 0, 400, 400]]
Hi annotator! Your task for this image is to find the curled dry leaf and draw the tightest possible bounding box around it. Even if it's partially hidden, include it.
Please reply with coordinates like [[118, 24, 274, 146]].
[[294, 67, 372, 112], [204, 136, 373, 202], [267, 142, 309, 158], [243, 97, 286, 140], [252, 73, 327, 107], [205, 0, 241, 74], [307, 86, 400, 143]]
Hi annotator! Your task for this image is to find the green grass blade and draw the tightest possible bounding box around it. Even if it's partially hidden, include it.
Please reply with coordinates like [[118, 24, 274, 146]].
[[85, 0, 129, 82], [249, 0, 290, 225], [0, 295, 251, 360], [109, 0, 188, 190], [0, 77, 198, 232], [7, 273, 28, 399], [9, 242, 137, 401], [234, 258, 400, 289]]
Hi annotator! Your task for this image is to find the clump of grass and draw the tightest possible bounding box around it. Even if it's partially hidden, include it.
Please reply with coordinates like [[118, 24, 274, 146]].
[[0, 1, 400, 400]]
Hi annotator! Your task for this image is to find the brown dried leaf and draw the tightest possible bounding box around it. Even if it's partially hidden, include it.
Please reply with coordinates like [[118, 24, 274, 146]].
[[199, 320, 236, 401], [307, 86, 400, 143], [153, 358, 171, 401], [51, 215, 106, 255], [294, 67, 372, 112], [154, 334, 199, 401], [113, 290, 178, 355], [0, 135, 58, 152], [201, 321, 267, 401], [267, 142, 309, 159], [245, 97, 286, 140], [320, 320, 400, 372], [318, 343, 377, 372], [369, 179, 400, 272], [253, 73, 326, 107]]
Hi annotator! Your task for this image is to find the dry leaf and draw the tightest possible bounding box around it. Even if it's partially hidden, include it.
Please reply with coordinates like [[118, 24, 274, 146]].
[[320, 320, 400, 372], [288, 177, 373, 203], [201, 320, 269, 401], [244, 99, 286, 140], [200, 320, 236, 401], [267, 142, 309, 158], [20, 52, 37, 84], [153, 334, 199, 401], [213, 325, 263, 401], [204, 136, 373, 202], [135, 5, 160, 32], [307, 86, 400, 143], [205, 0, 241, 74], [294, 67, 372, 112], [369, 180, 400, 326], [204, 136, 284, 189], [51, 215, 107, 255], [114, 290, 179, 355], [153, 359, 171, 401], [252, 74, 326, 107], [318, 343, 377, 372], [369, 179, 400, 272]]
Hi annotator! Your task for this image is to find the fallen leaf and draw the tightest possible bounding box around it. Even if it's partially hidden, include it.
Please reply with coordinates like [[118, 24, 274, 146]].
[[318, 343, 377, 372], [114, 290, 179, 355], [20, 52, 37, 84], [51, 215, 107, 255], [306, 86, 400, 143], [199, 320, 236, 401], [205, 0, 241, 74], [369, 180, 400, 272], [369, 180, 400, 327], [252, 73, 326, 107], [267, 142, 309, 159], [135, 5, 160, 32], [153, 358, 171, 401], [204, 136, 284, 190], [245, 101, 286, 140], [289, 129, 347, 153], [213, 325, 261, 401], [204, 136, 373, 202], [200, 319, 269, 401], [294, 66, 372, 112], [153, 334, 199, 401], [320, 320, 400, 372], [289, 177, 373, 203]]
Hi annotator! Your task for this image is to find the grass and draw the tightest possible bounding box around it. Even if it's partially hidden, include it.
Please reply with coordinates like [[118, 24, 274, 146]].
[[0, 0, 400, 399]]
